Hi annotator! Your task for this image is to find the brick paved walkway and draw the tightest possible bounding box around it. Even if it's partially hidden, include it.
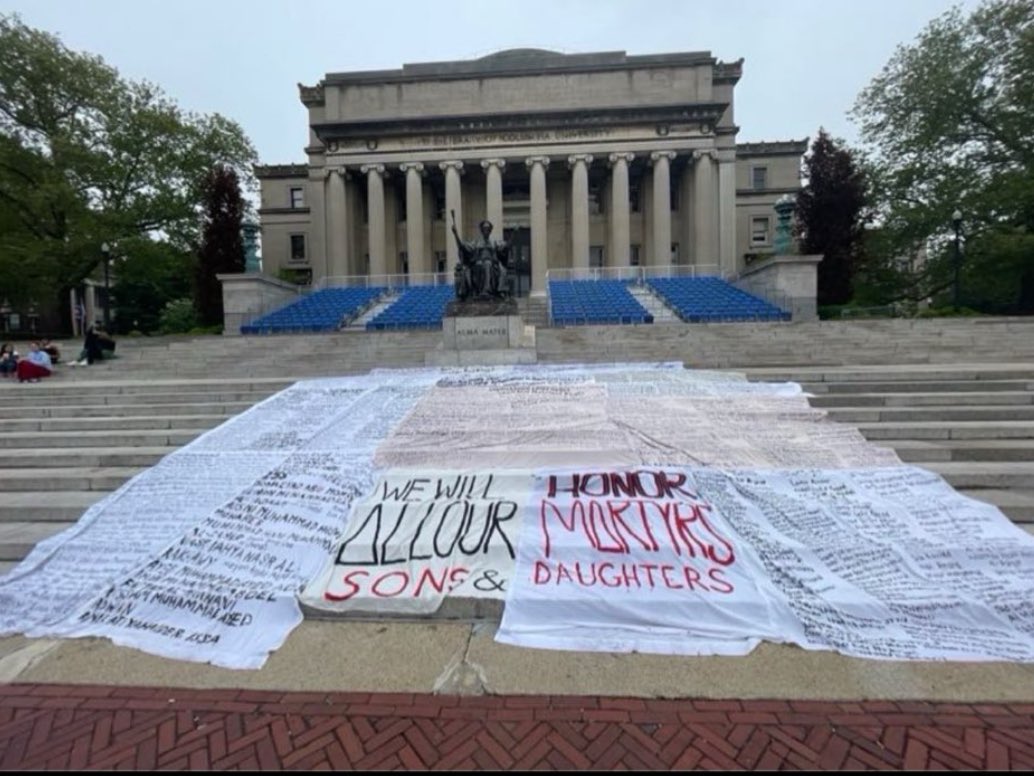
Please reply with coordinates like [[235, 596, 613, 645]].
[[1, 684, 1032, 770]]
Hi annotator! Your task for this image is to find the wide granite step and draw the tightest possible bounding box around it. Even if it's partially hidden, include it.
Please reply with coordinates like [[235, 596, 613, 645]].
[[0, 430, 207, 450]]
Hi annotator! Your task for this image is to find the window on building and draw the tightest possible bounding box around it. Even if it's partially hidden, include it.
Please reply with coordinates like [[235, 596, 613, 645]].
[[434, 194, 446, 221], [289, 234, 306, 261], [751, 216, 771, 246], [629, 182, 641, 213], [588, 183, 604, 215], [399, 252, 408, 275], [752, 166, 768, 190], [360, 194, 369, 224], [397, 187, 407, 223], [670, 182, 679, 211], [671, 243, 681, 264], [434, 252, 447, 273], [630, 245, 641, 267], [589, 246, 605, 268], [289, 187, 305, 208]]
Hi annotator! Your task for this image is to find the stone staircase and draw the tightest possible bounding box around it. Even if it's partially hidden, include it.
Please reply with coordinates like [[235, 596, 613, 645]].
[[626, 283, 680, 323], [742, 365, 1034, 532], [517, 295, 550, 328], [3, 323, 1034, 574], [345, 291, 398, 330], [0, 378, 292, 574]]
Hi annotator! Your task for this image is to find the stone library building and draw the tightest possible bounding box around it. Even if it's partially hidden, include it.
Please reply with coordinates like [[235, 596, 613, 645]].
[[256, 48, 805, 296]]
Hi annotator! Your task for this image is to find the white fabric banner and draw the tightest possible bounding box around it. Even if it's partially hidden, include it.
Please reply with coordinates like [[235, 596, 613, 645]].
[[700, 465, 1034, 662], [0, 376, 413, 668], [3, 362, 1033, 668], [498, 465, 1034, 662], [496, 467, 799, 655], [303, 469, 531, 615], [0, 452, 282, 637], [46, 453, 372, 669]]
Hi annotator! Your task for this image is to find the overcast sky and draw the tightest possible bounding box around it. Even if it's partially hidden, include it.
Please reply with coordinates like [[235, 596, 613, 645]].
[[3, 0, 980, 163]]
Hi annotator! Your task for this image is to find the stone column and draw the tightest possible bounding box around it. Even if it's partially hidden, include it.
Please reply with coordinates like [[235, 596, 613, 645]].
[[717, 152, 737, 278], [526, 156, 550, 294], [399, 162, 426, 277], [481, 159, 505, 238], [650, 151, 676, 266], [440, 160, 465, 275], [608, 152, 634, 267], [325, 166, 350, 279], [693, 149, 717, 272], [568, 154, 593, 270], [361, 163, 387, 278]]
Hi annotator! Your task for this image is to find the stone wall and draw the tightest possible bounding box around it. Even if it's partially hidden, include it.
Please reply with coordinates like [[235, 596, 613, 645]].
[[735, 254, 822, 321], [218, 273, 302, 336]]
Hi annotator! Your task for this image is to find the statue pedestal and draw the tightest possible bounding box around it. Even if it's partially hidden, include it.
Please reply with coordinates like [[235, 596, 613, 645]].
[[426, 297, 538, 366]]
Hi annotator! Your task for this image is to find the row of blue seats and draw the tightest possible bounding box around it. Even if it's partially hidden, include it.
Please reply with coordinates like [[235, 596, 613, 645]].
[[646, 278, 789, 322], [552, 313, 654, 326], [366, 286, 455, 331], [243, 287, 386, 334], [549, 279, 652, 327], [241, 323, 340, 334]]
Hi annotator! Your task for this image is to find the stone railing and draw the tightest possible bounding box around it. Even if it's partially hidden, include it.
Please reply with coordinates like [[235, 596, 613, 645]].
[[733, 254, 822, 322], [218, 273, 303, 336]]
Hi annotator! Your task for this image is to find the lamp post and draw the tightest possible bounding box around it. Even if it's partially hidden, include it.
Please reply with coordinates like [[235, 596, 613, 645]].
[[101, 242, 111, 329], [952, 210, 962, 310]]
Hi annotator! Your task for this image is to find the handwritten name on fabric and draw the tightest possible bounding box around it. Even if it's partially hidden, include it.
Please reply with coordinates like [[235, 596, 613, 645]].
[[304, 470, 531, 614], [49, 453, 372, 669], [0, 452, 282, 637], [496, 468, 794, 655], [701, 466, 1034, 662], [499, 465, 1034, 662]]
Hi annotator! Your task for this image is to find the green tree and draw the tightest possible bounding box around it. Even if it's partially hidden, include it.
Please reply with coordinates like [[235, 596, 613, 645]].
[[111, 238, 195, 334], [0, 13, 256, 321], [851, 0, 1034, 312], [195, 165, 245, 327], [795, 129, 869, 306]]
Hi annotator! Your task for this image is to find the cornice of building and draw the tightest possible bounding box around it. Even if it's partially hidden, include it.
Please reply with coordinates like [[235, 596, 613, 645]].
[[713, 58, 744, 84], [322, 49, 721, 86], [298, 82, 325, 107], [254, 163, 308, 179], [736, 139, 809, 157], [312, 102, 730, 142]]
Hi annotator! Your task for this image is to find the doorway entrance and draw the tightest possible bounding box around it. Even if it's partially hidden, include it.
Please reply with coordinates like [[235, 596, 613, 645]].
[[505, 227, 532, 297]]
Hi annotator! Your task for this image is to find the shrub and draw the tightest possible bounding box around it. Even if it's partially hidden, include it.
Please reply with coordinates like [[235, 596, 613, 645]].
[[916, 306, 982, 318], [158, 298, 198, 334]]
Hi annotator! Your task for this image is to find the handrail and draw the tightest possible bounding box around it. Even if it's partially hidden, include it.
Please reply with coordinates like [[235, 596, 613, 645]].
[[544, 265, 723, 284], [316, 273, 451, 290]]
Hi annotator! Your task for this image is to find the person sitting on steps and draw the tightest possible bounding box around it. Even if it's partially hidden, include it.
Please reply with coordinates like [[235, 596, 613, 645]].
[[15, 341, 52, 383], [72, 325, 117, 366], [39, 338, 60, 364], [0, 343, 18, 378]]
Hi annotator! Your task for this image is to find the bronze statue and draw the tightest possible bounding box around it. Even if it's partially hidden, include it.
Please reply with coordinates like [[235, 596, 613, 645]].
[[450, 210, 519, 301]]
